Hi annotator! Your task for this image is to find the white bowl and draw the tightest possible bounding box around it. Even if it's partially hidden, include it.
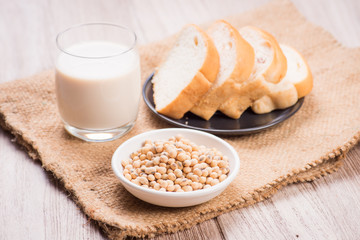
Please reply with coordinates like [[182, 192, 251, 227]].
[[111, 128, 240, 207]]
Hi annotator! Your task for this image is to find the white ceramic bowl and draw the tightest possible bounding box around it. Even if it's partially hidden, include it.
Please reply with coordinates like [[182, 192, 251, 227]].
[[111, 128, 240, 207]]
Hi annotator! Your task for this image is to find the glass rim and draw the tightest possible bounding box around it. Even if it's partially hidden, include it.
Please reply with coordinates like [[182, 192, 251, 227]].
[[56, 22, 137, 59]]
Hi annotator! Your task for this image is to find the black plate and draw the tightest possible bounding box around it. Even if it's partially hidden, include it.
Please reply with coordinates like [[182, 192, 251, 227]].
[[143, 73, 304, 135]]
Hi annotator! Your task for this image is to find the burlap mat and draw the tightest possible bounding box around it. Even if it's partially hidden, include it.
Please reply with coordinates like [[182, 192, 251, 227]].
[[1, 0, 359, 238]]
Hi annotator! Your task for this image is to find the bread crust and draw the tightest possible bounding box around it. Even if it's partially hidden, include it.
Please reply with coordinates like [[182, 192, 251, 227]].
[[190, 20, 255, 120], [219, 76, 270, 118], [153, 24, 220, 119], [157, 71, 212, 119], [251, 82, 298, 114]]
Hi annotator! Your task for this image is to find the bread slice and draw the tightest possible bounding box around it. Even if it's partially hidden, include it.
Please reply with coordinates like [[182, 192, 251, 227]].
[[152, 24, 220, 119], [251, 44, 313, 113], [190, 20, 255, 120], [282, 45, 313, 98], [218, 26, 287, 119]]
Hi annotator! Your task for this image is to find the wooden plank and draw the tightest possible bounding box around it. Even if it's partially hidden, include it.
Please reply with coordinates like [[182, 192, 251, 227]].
[[153, 219, 225, 240], [292, 0, 360, 47]]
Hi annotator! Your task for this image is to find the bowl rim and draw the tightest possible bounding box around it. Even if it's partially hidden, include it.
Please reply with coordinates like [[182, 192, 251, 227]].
[[111, 128, 240, 197]]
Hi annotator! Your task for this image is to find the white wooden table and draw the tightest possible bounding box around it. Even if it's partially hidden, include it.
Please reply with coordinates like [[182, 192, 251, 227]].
[[1, 0, 359, 239]]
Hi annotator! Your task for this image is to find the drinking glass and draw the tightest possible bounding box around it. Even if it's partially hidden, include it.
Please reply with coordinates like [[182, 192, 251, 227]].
[[55, 23, 140, 142]]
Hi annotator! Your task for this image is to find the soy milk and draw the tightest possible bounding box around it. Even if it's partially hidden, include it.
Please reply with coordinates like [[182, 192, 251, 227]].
[[55, 41, 141, 130]]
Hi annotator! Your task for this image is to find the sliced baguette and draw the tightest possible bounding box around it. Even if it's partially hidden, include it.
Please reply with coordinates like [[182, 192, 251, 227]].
[[152, 24, 220, 119], [190, 20, 255, 120], [251, 44, 313, 113], [219, 26, 287, 119]]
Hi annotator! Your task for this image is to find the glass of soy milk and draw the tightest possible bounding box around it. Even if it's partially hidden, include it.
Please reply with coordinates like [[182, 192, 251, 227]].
[[55, 23, 140, 142]]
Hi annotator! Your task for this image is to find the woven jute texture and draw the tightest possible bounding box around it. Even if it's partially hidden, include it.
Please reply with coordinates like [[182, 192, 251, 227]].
[[1, 0, 360, 238]]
